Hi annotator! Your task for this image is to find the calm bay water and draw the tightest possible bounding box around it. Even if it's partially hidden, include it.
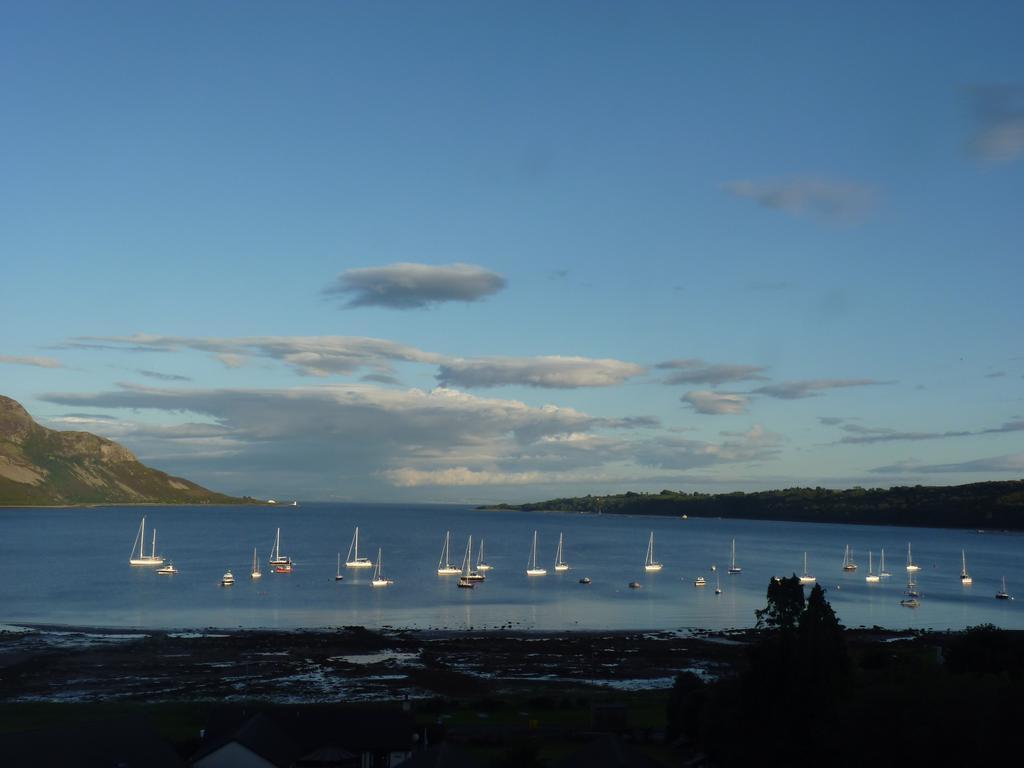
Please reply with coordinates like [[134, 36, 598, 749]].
[[1, 503, 1020, 631]]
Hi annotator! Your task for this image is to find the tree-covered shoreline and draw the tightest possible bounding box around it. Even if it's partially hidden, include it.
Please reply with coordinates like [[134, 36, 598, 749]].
[[480, 479, 1024, 530]]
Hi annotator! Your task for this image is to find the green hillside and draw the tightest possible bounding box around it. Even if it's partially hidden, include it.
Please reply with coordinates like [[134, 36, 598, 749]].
[[483, 481, 1024, 530], [0, 395, 252, 506]]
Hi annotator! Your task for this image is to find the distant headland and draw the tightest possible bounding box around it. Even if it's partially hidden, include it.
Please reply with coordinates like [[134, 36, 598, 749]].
[[0, 395, 257, 506], [480, 480, 1024, 530]]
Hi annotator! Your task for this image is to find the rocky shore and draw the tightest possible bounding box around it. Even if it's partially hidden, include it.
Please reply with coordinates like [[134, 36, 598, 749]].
[[0, 623, 926, 704]]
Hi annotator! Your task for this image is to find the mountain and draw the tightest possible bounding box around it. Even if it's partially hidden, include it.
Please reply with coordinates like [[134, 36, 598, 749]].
[[0, 395, 252, 506], [482, 481, 1024, 530]]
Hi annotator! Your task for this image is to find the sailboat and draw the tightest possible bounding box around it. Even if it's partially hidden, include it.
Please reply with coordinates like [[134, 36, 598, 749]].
[[900, 572, 919, 607], [437, 531, 461, 575], [371, 548, 393, 587], [475, 539, 492, 572], [905, 542, 920, 572], [458, 535, 475, 588], [554, 532, 569, 572], [644, 532, 663, 572], [865, 551, 880, 583], [335, 553, 344, 581], [842, 545, 858, 572], [345, 526, 373, 568], [715, 568, 722, 594], [269, 528, 291, 567], [879, 548, 891, 578], [799, 552, 816, 584], [129, 517, 165, 566], [526, 530, 547, 576], [251, 547, 262, 579], [996, 576, 1012, 600], [959, 550, 972, 585], [728, 539, 742, 574]]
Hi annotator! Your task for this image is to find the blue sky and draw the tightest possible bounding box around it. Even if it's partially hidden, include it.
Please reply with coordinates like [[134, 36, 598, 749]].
[[2, 2, 1022, 502]]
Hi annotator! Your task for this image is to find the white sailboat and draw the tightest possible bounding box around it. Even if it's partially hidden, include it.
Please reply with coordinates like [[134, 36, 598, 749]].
[[727, 538, 742, 574], [371, 548, 393, 587], [799, 552, 816, 584], [554, 532, 569, 572], [475, 539, 492, 572], [345, 526, 373, 568], [437, 531, 461, 575], [458, 535, 475, 588], [879, 548, 891, 578], [251, 547, 262, 579], [959, 550, 972, 585], [335, 552, 344, 581], [842, 544, 858, 572], [269, 528, 291, 566], [644, 532, 663, 572], [900, 572, 919, 607], [905, 542, 920, 572], [865, 551, 880, 583], [996, 576, 1012, 600], [526, 530, 547, 576], [129, 517, 165, 566]]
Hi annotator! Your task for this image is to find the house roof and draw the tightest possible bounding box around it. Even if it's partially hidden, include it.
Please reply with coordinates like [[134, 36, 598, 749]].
[[196, 706, 417, 765], [192, 712, 300, 767]]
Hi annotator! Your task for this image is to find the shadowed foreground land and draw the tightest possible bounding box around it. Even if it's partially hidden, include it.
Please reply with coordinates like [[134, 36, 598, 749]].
[[3, 622, 1023, 766]]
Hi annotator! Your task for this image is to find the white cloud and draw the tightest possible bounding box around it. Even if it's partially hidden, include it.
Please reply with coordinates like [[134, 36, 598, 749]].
[[682, 391, 749, 415], [869, 453, 1024, 475], [38, 384, 784, 496], [437, 356, 645, 389], [66, 334, 646, 391], [0, 354, 63, 369], [831, 418, 1024, 445], [722, 178, 874, 219], [633, 424, 782, 470], [657, 359, 768, 386], [966, 85, 1024, 163], [324, 262, 506, 309], [752, 379, 891, 399]]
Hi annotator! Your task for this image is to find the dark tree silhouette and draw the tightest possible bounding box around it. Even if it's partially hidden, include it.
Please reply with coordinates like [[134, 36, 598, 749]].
[[754, 574, 805, 630]]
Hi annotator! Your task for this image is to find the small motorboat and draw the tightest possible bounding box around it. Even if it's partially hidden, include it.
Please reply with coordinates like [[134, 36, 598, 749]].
[[579, 576, 592, 584], [221, 570, 235, 586], [694, 576, 707, 587], [157, 563, 178, 575], [628, 581, 641, 589]]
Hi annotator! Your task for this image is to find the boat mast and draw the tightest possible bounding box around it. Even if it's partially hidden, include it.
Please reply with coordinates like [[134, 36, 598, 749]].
[[439, 531, 450, 570]]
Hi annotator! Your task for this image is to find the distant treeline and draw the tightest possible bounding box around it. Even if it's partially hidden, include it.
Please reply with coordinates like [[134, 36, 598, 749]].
[[481, 479, 1024, 530]]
